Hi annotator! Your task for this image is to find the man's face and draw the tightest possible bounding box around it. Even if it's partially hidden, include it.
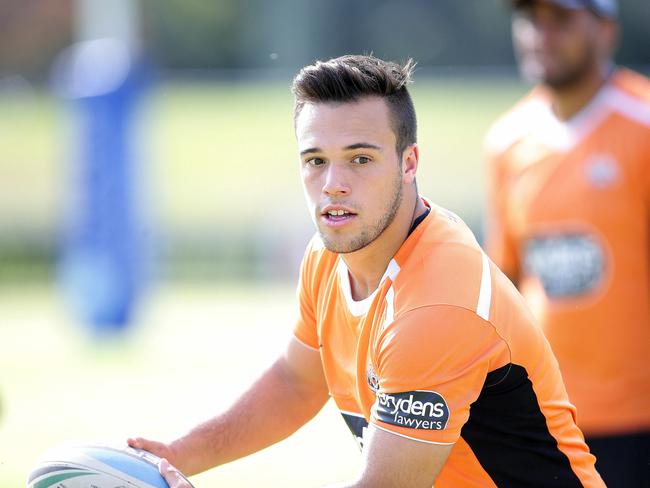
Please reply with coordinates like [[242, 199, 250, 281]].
[[295, 97, 406, 254], [512, 1, 608, 88]]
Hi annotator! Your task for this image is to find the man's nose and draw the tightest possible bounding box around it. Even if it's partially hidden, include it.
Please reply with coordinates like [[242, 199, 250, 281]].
[[322, 163, 351, 196]]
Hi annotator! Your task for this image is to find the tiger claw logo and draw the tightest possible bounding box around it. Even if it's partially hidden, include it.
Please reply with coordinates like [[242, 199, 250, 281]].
[[367, 364, 380, 392], [374, 390, 449, 430]]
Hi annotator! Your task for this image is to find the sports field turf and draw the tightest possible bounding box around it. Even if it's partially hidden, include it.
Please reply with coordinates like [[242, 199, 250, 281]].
[[0, 282, 363, 487], [0, 76, 527, 486]]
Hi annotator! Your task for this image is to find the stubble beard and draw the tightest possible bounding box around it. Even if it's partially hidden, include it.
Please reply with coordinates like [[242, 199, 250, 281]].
[[319, 174, 404, 255], [544, 56, 595, 91]]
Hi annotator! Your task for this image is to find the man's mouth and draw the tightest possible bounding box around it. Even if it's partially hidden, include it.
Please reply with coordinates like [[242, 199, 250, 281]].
[[326, 209, 353, 220], [321, 207, 357, 224]]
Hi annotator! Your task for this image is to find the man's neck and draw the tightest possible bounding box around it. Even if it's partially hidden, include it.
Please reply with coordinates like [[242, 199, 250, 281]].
[[342, 191, 427, 301], [548, 64, 613, 120]]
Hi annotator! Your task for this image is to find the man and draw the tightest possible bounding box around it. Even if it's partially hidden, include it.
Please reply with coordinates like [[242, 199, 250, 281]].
[[131, 54, 604, 487], [484, 1, 650, 486]]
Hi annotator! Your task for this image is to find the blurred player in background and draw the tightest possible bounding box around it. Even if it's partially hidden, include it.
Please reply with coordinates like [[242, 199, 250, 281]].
[[484, 0, 650, 485], [131, 54, 604, 486]]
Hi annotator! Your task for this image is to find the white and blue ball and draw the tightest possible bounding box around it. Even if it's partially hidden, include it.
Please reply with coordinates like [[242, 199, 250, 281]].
[[27, 444, 192, 488]]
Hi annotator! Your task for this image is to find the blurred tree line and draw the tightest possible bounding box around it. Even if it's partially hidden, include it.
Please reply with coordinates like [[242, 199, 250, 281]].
[[1, 0, 648, 80]]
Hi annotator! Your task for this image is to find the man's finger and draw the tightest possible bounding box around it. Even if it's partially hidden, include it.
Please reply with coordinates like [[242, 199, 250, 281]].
[[159, 458, 190, 488], [127, 437, 142, 448]]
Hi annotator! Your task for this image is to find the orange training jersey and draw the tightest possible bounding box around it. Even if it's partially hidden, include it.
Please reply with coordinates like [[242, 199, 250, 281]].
[[294, 201, 603, 487], [484, 68, 650, 436]]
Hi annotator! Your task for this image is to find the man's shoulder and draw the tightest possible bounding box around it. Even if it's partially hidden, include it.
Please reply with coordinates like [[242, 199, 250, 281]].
[[606, 68, 650, 128], [394, 213, 487, 314], [613, 68, 650, 101], [399, 205, 482, 268], [483, 89, 546, 157]]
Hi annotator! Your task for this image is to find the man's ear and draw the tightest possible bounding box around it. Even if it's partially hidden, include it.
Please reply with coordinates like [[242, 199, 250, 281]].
[[402, 144, 419, 184]]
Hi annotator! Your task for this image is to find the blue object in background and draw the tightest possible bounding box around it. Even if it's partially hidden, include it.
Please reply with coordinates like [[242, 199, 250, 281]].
[[54, 39, 150, 335]]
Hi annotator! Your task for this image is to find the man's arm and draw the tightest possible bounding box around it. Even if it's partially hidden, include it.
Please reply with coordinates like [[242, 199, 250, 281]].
[[331, 425, 453, 488], [158, 425, 454, 488], [129, 336, 329, 476]]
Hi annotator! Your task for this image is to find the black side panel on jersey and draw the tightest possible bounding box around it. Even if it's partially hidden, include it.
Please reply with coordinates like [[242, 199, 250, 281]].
[[341, 412, 369, 451], [461, 364, 583, 487]]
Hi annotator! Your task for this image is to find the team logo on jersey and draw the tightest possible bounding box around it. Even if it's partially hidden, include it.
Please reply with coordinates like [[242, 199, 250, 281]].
[[366, 364, 380, 392], [584, 154, 620, 188], [523, 233, 605, 298], [374, 390, 449, 430]]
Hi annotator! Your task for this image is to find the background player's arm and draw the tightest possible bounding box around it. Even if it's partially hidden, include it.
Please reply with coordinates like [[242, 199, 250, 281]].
[[330, 425, 453, 487], [129, 336, 329, 476]]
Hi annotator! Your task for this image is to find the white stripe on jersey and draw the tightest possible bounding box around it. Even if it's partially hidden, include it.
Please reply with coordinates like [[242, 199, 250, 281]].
[[385, 259, 401, 282], [338, 258, 401, 317], [476, 252, 492, 321], [605, 86, 650, 127], [379, 259, 400, 331]]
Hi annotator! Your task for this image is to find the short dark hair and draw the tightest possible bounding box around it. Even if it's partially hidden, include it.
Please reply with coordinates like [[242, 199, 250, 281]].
[[291, 54, 417, 157]]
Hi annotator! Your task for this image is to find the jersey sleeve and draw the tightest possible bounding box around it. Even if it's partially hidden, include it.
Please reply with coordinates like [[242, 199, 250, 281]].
[[292, 238, 320, 350], [483, 146, 520, 282], [369, 305, 507, 444]]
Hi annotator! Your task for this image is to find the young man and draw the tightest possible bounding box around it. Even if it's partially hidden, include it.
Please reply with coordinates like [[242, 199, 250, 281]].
[[484, 1, 650, 486], [131, 55, 604, 487]]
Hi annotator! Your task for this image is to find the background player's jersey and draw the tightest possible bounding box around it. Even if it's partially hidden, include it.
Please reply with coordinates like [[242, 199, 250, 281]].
[[484, 68, 650, 436], [294, 201, 603, 487]]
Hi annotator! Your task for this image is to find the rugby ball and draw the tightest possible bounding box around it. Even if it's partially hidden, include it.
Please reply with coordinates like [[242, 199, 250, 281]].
[[26, 443, 194, 488]]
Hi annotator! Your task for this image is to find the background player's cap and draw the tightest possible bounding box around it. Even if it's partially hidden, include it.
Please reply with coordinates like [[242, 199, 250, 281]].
[[508, 0, 618, 19]]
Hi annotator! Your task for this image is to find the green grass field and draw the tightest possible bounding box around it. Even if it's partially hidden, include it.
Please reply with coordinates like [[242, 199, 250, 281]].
[[0, 282, 364, 487], [0, 76, 529, 486]]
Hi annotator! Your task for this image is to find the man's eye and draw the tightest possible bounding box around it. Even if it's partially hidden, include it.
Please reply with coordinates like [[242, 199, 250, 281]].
[[306, 157, 325, 166], [353, 156, 371, 164]]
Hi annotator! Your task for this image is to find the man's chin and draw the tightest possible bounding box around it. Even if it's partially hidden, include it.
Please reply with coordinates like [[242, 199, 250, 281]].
[[320, 234, 364, 254], [322, 239, 355, 254], [521, 63, 587, 90]]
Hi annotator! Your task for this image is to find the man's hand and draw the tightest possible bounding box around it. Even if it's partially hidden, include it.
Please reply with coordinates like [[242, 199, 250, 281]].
[[127, 437, 179, 467], [159, 458, 194, 488]]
